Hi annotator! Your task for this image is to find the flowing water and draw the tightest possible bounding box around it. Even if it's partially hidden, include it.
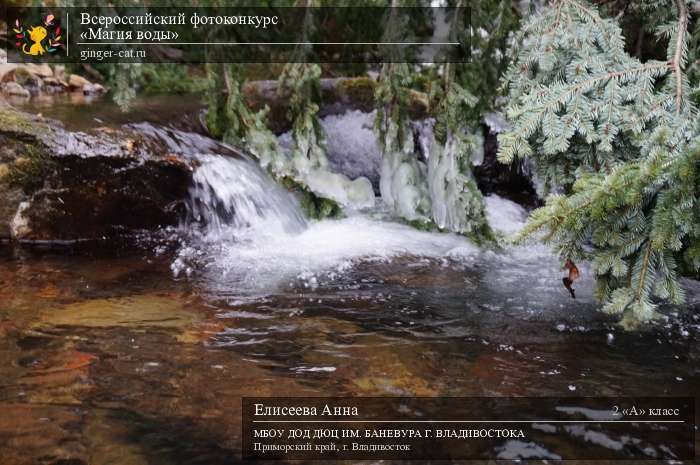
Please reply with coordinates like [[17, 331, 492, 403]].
[[1, 99, 698, 464]]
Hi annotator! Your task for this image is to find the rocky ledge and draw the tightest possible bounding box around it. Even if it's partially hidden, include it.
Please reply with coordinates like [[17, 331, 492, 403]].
[[242, 77, 428, 134], [0, 99, 194, 243], [0, 49, 106, 101]]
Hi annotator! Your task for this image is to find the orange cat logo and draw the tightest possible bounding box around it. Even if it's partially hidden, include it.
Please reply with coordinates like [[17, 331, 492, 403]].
[[14, 14, 62, 56]]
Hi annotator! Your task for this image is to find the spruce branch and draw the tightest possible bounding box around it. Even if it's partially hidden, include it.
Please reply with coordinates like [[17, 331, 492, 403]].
[[632, 241, 654, 304]]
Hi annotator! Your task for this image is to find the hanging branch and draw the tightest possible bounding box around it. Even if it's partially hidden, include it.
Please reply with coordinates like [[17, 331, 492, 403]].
[[672, 0, 689, 114], [423, 1, 493, 242], [498, 0, 700, 327]]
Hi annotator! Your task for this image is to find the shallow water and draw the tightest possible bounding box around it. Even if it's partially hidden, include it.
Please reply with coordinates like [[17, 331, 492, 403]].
[[1, 219, 698, 464], [18, 93, 206, 133], [1, 99, 698, 464]]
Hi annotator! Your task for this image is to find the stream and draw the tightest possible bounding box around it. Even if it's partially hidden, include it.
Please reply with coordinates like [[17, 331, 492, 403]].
[[0, 96, 698, 464]]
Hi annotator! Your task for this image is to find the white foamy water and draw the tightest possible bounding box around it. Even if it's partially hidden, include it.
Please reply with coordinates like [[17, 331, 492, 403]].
[[185, 154, 307, 242], [174, 152, 590, 308], [174, 153, 501, 293], [485, 194, 528, 236], [180, 212, 479, 293]]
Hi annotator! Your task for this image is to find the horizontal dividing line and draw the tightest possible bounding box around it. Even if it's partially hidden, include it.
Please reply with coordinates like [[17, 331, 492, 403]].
[[76, 42, 459, 46], [252, 420, 685, 424]]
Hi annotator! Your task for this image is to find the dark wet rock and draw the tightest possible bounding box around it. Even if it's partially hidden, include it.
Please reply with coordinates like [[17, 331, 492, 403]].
[[474, 127, 540, 209], [0, 187, 23, 240], [0, 105, 198, 243], [9, 160, 189, 242], [41, 77, 69, 94]]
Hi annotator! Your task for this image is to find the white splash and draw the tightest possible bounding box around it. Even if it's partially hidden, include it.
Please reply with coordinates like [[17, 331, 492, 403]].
[[484, 194, 528, 236], [176, 156, 584, 309], [190, 213, 478, 293], [185, 154, 307, 242], [175, 153, 485, 294]]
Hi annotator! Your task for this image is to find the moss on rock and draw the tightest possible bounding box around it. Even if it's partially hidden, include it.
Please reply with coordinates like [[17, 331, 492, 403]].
[[331, 77, 377, 111], [0, 108, 49, 137], [6, 144, 55, 194], [278, 175, 342, 220]]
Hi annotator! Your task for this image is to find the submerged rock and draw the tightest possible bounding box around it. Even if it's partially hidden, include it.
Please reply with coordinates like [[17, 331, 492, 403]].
[[36, 294, 202, 329], [0, 105, 194, 243]]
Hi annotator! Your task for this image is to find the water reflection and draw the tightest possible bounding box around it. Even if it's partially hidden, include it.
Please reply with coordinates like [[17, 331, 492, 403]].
[[0, 243, 697, 464]]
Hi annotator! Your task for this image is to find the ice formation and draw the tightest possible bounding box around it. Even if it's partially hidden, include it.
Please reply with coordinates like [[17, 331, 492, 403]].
[[378, 119, 432, 222], [316, 110, 381, 184], [274, 62, 376, 212], [427, 132, 488, 235]]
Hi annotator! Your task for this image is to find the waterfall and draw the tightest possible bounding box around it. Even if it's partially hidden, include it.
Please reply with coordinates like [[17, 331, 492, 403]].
[[173, 151, 480, 294], [185, 154, 307, 242], [162, 120, 550, 299], [127, 123, 308, 243]]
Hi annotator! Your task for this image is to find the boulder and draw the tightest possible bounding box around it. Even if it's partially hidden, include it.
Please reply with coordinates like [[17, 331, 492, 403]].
[[82, 82, 106, 95], [53, 65, 67, 82], [2, 82, 30, 98], [0, 65, 104, 100], [5, 67, 42, 94], [68, 74, 91, 90], [25, 63, 53, 79], [42, 77, 68, 93], [0, 64, 19, 82], [473, 126, 540, 208], [0, 107, 202, 243], [0, 65, 87, 99]]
